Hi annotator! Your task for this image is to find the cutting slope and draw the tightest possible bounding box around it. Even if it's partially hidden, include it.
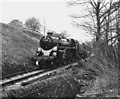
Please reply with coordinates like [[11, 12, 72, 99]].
[[1, 23, 43, 77]]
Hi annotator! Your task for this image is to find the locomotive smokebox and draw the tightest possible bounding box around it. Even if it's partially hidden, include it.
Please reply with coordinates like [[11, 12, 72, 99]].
[[40, 36, 56, 50]]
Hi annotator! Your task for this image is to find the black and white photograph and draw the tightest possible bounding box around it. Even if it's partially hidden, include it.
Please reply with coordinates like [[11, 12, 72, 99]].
[[1, 0, 120, 98]]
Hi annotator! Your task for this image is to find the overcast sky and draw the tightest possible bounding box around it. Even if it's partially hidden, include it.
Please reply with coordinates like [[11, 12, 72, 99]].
[[1, 0, 92, 42]]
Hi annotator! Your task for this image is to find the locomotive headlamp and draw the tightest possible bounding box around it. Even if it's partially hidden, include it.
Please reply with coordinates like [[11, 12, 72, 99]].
[[52, 46, 57, 51], [53, 52, 57, 56], [36, 61, 39, 66], [37, 47, 42, 52]]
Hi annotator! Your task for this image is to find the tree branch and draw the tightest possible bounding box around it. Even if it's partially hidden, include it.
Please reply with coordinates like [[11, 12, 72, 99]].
[[70, 13, 92, 18], [67, 0, 88, 6], [100, 1, 120, 19], [90, 0, 97, 9], [101, 34, 120, 46], [100, 16, 120, 29]]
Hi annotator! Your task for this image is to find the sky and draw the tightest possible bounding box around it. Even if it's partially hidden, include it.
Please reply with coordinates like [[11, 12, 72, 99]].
[[1, 0, 92, 42]]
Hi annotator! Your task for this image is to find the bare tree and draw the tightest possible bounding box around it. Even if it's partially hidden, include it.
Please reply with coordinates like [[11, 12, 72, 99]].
[[68, 0, 120, 72], [68, 0, 120, 54], [25, 17, 41, 32], [116, 7, 120, 70]]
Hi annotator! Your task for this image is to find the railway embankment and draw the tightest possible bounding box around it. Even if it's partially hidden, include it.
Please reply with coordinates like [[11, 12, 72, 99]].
[[1, 22, 42, 78]]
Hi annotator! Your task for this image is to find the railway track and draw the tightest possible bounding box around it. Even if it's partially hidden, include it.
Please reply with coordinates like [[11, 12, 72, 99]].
[[1, 68, 40, 80], [1, 61, 79, 92], [1, 70, 46, 87]]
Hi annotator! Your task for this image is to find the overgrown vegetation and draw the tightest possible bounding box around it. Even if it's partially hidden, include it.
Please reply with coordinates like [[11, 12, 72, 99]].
[[1, 21, 42, 78], [68, 0, 120, 95]]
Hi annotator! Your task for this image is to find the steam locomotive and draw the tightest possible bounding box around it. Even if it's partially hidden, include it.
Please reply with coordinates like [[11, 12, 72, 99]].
[[34, 32, 87, 69]]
